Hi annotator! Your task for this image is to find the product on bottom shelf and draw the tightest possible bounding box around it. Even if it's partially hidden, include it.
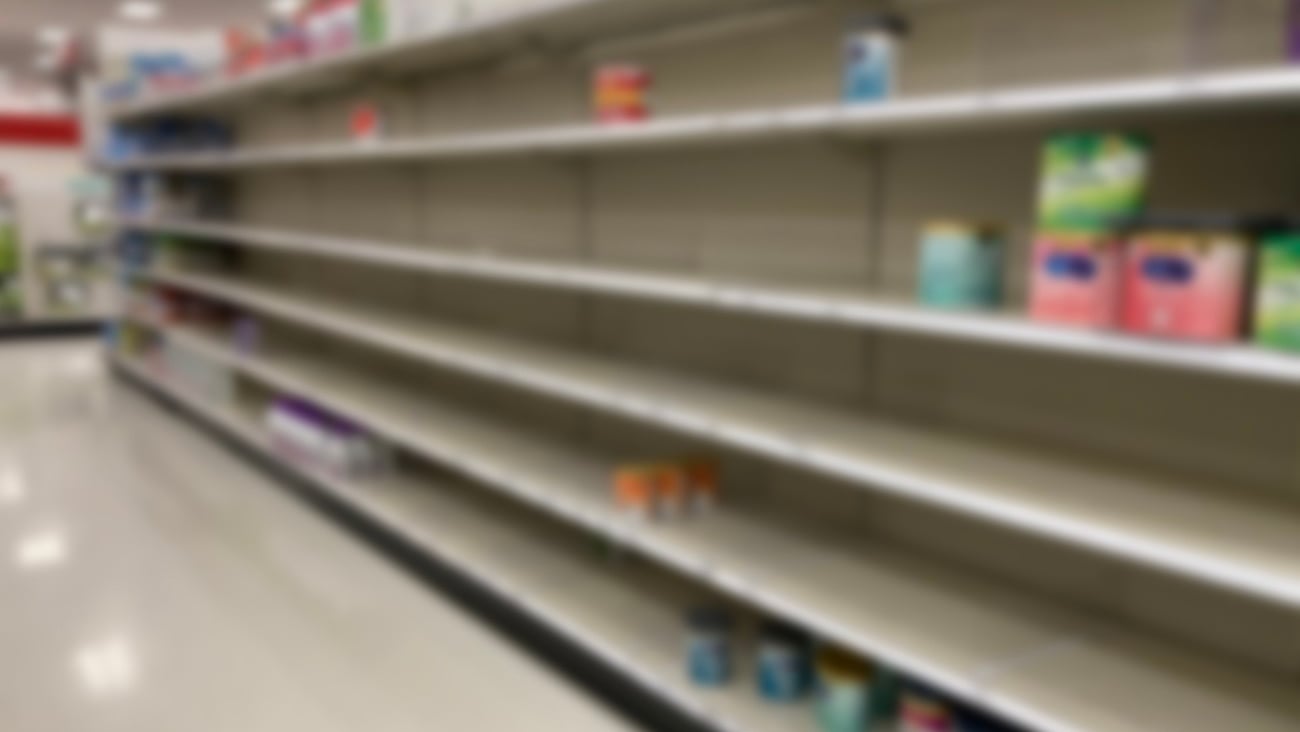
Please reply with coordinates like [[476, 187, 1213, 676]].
[[755, 622, 812, 703], [1254, 226, 1300, 351], [816, 647, 874, 732], [593, 64, 651, 124], [1036, 131, 1151, 235], [613, 458, 721, 520], [917, 221, 1004, 309], [1120, 214, 1256, 342], [266, 397, 391, 477], [898, 682, 956, 732], [685, 606, 735, 687], [1028, 233, 1122, 328], [842, 14, 907, 103]]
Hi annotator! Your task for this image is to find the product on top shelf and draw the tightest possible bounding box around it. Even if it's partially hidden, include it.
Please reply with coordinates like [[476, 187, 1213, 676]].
[[102, 48, 221, 102], [304, 0, 362, 57], [1120, 214, 1257, 343], [1036, 131, 1150, 235], [1254, 226, 1300, 352], [266, 16, 309, 65], [593, 65, 651, 124], [756, 621, 812, 702], [842, 14, 907, 103], [359, 0, 388, 45], [1028, 233, 1122, 328], [684, 606, 735, 687], [225, 26, 270, 77], [917, 221, 1004, 309], [384, 0, 467, 39]]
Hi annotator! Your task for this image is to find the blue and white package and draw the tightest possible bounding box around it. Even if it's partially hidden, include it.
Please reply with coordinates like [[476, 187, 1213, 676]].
[[843, 16, 907, 103]]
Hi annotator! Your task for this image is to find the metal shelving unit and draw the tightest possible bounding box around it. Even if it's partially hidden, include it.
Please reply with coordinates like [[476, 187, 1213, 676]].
[[108, 1, 1300, 730]]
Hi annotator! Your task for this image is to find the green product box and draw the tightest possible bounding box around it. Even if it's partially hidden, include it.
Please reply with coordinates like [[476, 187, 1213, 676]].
[[1037, 132, 1151, 234], [0, 222, 17, 275], [1254, 231, 1300, 352], [360, 0, 388, 45]]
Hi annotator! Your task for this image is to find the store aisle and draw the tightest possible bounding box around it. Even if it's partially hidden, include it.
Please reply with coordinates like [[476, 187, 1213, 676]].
[[0, 340, 640, 732]]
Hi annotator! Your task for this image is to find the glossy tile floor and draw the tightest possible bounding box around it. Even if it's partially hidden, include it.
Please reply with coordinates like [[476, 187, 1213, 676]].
[[0, 340, 641, 732]]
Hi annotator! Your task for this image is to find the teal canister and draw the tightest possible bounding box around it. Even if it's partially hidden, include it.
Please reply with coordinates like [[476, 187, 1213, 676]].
[[917, 221, 1005, 309]]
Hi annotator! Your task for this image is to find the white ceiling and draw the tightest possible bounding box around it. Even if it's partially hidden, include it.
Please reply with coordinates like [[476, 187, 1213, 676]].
[[0, 0, 271, 75]]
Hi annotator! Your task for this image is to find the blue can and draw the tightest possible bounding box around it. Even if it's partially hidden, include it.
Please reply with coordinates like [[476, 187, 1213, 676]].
[[756, 623, 811, 702], [685, 607, 734, 687]]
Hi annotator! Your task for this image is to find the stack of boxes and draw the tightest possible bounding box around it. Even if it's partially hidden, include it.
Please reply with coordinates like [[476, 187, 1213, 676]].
[[1028, 132, 1150, 329]]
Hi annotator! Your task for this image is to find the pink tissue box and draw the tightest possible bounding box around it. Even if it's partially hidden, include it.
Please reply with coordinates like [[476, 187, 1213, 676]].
[[1029, 234, 1121, 328]]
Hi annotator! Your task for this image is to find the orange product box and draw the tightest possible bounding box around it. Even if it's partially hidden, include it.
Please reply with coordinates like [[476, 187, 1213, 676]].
[[682, 457, 720, 511], [613, 464, 659, 519], [656, 466, 689, 518], [593, 64, 651, 124]]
